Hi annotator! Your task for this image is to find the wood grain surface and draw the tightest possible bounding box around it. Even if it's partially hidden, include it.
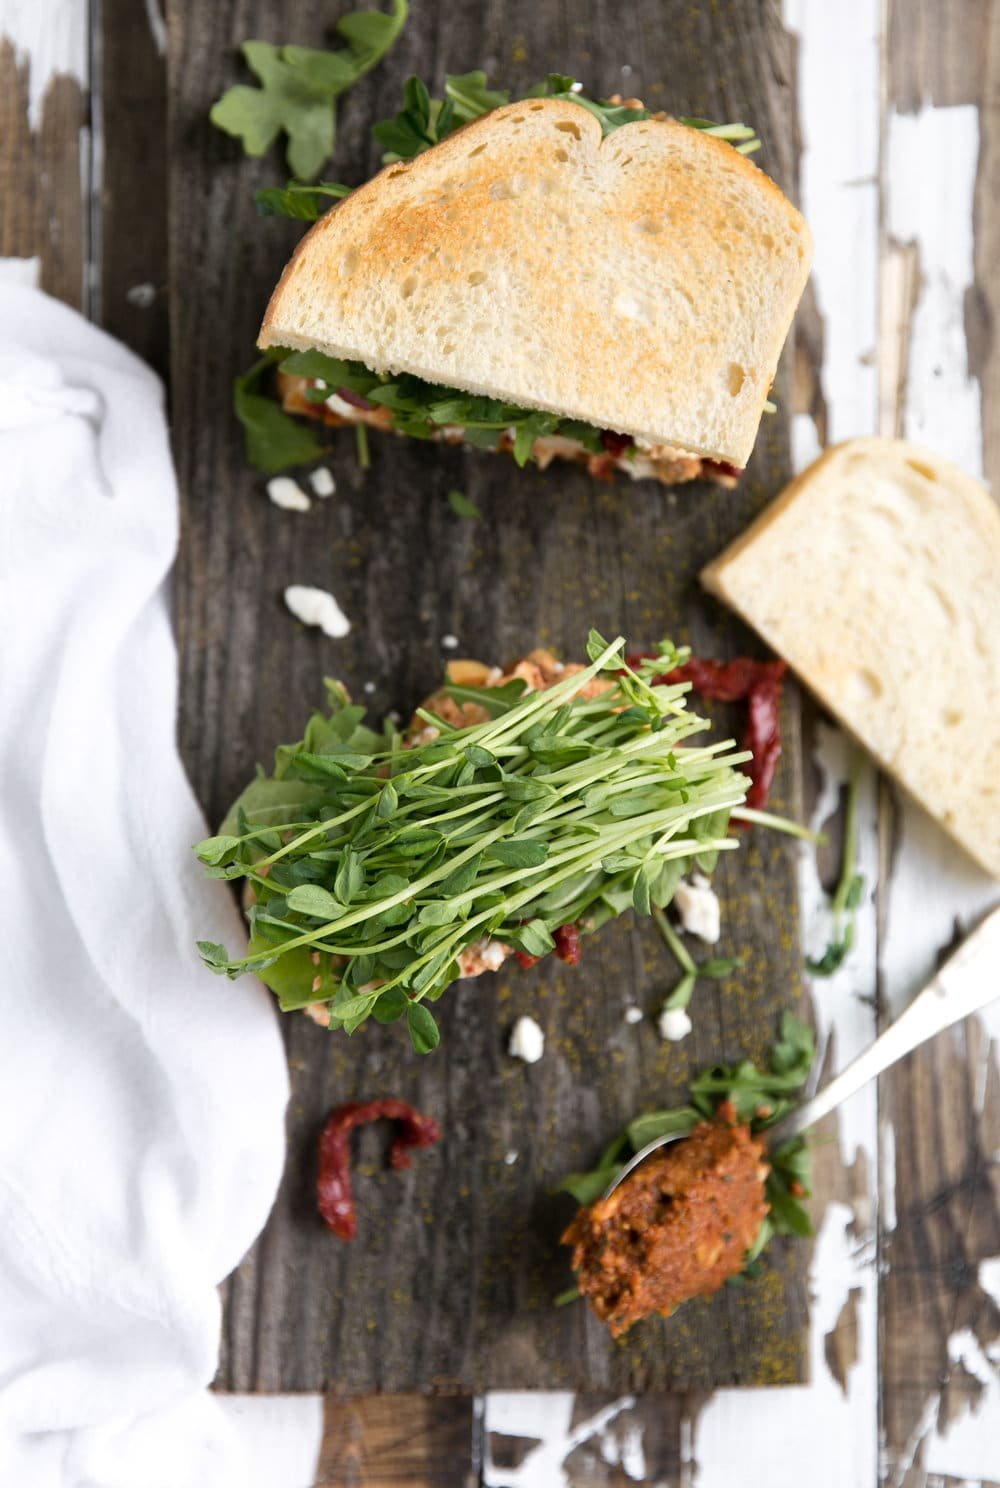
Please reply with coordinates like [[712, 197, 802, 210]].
[[165, 0, 809, 1393]]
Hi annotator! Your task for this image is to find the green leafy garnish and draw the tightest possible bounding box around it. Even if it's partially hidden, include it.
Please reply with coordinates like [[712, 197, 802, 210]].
[[254, 179, 352, 219], [651, 902, 743, 1021], [194, 636, 753, 1048], [447, 489, 481, 520], [372, 70, 761, 163], [234, 355, 328, 474], [558, 1012, 815, 1259], [278, 347, 605, 469], [210, 0, 408, 179], [806, 750, 866, 978]]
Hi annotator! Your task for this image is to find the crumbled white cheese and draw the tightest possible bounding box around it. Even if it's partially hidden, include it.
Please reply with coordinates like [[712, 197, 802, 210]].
[[673, 874, 721, 944], [441, 634, 460, 650], [504, 1150, 519, 1166], [267, 476, 311, 512], [570, 80, 583, 93], [623, 1005, 644, 1025], [480, 939, 508, 972], [363, 680, 376, 695], [325, 392, 359, 419], [658, 1006, 693, 1042], [508, 1015, 545, 1064], [309, 466, 336, 497], [283, 585, 351, 638]]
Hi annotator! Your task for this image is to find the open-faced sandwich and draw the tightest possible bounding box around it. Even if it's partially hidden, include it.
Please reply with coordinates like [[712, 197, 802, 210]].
[[195, 634, 770, 1051], [257, 75, 813, 487]]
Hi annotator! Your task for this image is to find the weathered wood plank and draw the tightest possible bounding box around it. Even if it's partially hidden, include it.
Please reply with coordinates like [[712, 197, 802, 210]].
[[167, 0, 810, 1394], [98, 0, 170, 376], [880, 3, 1000, 1483], [0, 31, 86, 306], [315, 1395, 476, 1488]]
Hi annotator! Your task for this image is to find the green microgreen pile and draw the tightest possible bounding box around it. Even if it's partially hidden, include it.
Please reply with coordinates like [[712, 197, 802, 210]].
[[558, 1011, 816, 1274], [195, 634, 753, 1053]]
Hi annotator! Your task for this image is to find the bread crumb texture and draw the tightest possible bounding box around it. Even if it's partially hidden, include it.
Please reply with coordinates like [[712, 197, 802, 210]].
[[702, 437, 1000, 877], [260, 100, 812, 466]]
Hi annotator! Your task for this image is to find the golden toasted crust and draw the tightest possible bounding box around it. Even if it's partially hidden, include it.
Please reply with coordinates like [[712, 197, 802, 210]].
[[260, 99, 812, 466]]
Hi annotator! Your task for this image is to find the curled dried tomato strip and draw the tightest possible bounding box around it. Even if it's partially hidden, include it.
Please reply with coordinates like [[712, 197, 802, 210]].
[[317, 1099, 441, 1241]]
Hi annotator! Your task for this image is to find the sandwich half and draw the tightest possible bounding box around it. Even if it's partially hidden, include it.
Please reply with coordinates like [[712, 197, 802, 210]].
[[259, 88, 813, 486]]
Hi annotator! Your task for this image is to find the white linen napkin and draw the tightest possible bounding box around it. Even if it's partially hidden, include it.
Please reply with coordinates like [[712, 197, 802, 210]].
[[0, 284, 289, 1488]]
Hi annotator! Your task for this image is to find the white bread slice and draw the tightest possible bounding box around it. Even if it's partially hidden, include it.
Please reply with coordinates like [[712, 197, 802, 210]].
[[702, 437, 1000, 877], [259, 99, 812, 467]]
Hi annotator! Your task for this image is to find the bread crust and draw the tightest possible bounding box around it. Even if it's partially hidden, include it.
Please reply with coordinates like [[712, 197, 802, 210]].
[[702, 437, 1000, 878], [260, 99, 812, 465]]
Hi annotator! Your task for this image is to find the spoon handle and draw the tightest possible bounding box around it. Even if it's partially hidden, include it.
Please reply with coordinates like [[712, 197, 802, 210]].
[[768, 904, 1000, 1149]]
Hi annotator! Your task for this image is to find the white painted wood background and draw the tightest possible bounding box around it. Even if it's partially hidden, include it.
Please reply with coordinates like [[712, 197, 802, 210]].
[[3, 1, 998, 1484]]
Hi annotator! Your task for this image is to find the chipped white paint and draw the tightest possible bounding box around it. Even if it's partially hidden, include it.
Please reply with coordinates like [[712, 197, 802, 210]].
[[483, 1395, 637, 1487], [0, 0, 87, 129], [880, 1120, 896, 1235], [885, 106, 983, 478], [785, 0, 879, 447], [598, 1414, 646, 1481], [693, 1203, 878, 1488], [142, 0, 167, 57], [126, 282, 157, 308]]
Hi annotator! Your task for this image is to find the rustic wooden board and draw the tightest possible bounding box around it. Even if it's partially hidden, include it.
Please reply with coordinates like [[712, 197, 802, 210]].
[[166, 0, 809, 1394]]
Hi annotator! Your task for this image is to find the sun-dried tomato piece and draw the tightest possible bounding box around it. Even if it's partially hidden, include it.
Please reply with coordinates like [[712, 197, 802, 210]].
[[627, 653, 787, 813], [317, 1099, 441, 1240], [554, 922, 583, 965]]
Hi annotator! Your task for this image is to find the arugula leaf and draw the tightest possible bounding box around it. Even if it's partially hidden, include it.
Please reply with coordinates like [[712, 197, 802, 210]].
[[255, 179, 352, 219], [210, 0, 408, 179], [233, 356, 328, 474]]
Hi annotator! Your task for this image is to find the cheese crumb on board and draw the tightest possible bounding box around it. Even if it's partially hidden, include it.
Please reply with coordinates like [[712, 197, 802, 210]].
[[309, 466, 336, 497], [441, 634, 460, 650], [674, 873, 721, 944], [508, 1015, 545, 1064], [504, 1150, 519, 1165], [283, 585, 351, 638], [623, 1005, 644, 1025], [267, 476, 311, 512], [658, 1007, 693, 1042]]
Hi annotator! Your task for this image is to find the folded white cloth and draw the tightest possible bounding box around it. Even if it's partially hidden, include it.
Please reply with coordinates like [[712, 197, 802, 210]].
[[0, 285, 289, 1488]]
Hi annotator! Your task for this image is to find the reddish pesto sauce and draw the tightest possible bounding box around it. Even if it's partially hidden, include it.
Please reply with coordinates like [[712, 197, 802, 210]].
[[317, 1099, 441, 1241], [628, 653, 787, 814]]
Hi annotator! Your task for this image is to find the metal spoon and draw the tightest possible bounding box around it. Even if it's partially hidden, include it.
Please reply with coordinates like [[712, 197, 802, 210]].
[[605, 904, 1000, 1199]]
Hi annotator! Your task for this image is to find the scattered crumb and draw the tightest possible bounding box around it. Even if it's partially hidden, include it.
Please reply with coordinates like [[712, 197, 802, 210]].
[[508, 1015, 545, 1064], [309, 466, 336, 498], [126, 281, 156, 308], [267, 476, 311, 512], [441, 633, 460, 650], [283, 585, 350, 638], [504, 1150, 519, 1166], [623, 1005, 644, 1025], [363, 681, 376, 695], [658, 1006, 693, 1042], [674, 873, 721, 944]]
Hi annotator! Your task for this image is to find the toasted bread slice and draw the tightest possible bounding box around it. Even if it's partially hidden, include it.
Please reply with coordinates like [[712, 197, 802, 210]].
[[702, 438, 1000, 877], [260, 99, 812, 467]]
